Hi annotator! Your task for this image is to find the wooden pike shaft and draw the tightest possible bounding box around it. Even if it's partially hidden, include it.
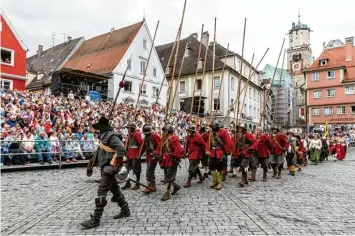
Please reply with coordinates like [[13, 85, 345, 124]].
[[197, 30, 210, 120], [221, 47, 269, 125], [258, 38, 285, 127], [155, 31, 179, 106], [171, 42, 189, 110], [272, 49, 286, 127], [214, 43, 229, 120], [238, 53, 255, 124], [165, 0, 187, 120], [208, 17, 217, 123], [134, 21, 160, 113], [235, 18, 247, 125], [189, 24, 204, 118]]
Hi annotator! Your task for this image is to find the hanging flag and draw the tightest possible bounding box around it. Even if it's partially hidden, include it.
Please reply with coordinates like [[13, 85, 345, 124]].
[[324, 121, 328, 137], [285, 105, 292, 114]]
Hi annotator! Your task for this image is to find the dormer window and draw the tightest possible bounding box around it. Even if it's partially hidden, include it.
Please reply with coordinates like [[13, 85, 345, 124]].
[[198, 58, 203, 69], [320, 59, 328, 66], [165, 65, 172, 75], [185, 46, 191, 57]]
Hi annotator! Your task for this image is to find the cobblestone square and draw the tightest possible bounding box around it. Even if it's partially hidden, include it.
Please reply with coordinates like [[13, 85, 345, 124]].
[[2, 149, 355, 235]]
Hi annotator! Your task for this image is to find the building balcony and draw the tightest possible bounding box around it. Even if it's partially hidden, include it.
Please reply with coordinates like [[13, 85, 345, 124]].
[[241, 113, 253, 121]]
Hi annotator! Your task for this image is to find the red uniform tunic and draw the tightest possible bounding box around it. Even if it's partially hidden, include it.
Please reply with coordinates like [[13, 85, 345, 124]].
[[233, 132, 257, 159], [206, 128, 233, 159], [184, 133, 207, 160], [270, 132, 289, 156], [144, 132, 161, 164], [158, 135, 184, 167], [255, 133, 272, 158], [126, 130, 143, 159]]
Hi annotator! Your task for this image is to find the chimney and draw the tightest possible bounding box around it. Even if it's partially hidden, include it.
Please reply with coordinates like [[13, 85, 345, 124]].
[[67, 36, 72, 43], [190, 33, 198, 40], [37, 45, 43, 57], [201, 31, 209, 47], [323, 42, 326, 49], [345, 37, 354, 61]]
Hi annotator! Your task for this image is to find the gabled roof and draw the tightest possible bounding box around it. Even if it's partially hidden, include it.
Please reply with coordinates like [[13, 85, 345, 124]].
[[306, 43, 355, 82], [26, 37, 83, 89], [65, 21, 143, 75], [156, 35, 232, 78], [0, 9, 28, 51]]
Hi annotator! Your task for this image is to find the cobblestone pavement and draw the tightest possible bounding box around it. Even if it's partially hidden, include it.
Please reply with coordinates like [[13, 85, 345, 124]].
[[2, 148, 355, 235]]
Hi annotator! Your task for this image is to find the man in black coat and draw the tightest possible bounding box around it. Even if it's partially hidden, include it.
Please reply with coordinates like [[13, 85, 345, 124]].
[[81, 117, 130, 229]]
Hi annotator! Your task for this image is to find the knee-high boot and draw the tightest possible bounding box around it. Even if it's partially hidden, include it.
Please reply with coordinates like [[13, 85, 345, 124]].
[[272, 165, 277, 178], [276, 166, 282, 179], [161, 182, 171, 201], [262, 168, 268, 182], [132, 173, 140, 190], [210, 170, 217, 188], [113, 191, 130, 219], [80, 196, 107, 229], [215, 172, 222, 190]]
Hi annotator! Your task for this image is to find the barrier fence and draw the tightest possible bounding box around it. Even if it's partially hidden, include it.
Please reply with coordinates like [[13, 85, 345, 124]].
[[1, 140, 97, 169]]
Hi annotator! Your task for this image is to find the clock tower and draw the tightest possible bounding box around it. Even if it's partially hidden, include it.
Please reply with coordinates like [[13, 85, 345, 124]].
[[286, 12, 312, 129]]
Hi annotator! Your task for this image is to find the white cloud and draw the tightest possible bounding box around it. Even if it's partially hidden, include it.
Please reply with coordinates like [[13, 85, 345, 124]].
[[3, 0, 354, 69]]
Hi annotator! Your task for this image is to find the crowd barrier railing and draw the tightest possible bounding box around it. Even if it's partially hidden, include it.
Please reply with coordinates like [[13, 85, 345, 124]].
[[1, 140, 97, 170]]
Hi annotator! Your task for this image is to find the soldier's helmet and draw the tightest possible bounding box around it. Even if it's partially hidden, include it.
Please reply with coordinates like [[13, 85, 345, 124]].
[[143, 124, 153, 135], [211, 120, 220, 128], [126, 122, 137, 129], [187, 124, 197, 132], [239, 123, 248, 130], [162, 123, 174, 133], [271, 126, 280, 132]]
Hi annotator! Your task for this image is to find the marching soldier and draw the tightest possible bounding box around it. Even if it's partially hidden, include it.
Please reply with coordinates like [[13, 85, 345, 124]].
[[206, 120, 233, 190], [122, 122, 143, 190], [183, 124, 207, 188], [199, 125, 210, 178], [270, 126, 289, 179], [250, 126, 272, 182], [286, 137, 297, 176], [158, 124, 184, 201], [233, 123, 257, 187], [81, 117, 130, 229], [141, 124, 161, 194]]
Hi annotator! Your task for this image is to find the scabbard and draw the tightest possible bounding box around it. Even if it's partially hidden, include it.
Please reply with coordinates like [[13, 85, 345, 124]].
[[128, 178, 155, 191]]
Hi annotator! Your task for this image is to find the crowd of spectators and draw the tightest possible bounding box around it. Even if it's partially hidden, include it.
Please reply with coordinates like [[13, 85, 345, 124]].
[[0, 89, 206, 166]]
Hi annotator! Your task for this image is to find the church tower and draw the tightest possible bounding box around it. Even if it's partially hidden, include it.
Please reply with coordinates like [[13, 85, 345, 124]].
[[286, 12, 312, 130]]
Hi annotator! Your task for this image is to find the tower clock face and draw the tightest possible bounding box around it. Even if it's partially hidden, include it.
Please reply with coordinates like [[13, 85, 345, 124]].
[[291, 61, 303, 75]]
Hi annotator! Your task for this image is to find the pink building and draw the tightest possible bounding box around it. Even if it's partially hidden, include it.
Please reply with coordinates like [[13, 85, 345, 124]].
[[305, 37, 355, 126]]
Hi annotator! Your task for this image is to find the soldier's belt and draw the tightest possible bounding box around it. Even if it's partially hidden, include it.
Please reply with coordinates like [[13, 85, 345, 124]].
[[99, 141, 117, 160], [128, 146, 139, 148]]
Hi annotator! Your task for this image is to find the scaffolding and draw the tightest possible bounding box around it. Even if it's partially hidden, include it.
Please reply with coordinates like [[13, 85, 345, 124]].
[[262, 64, 296, 128]]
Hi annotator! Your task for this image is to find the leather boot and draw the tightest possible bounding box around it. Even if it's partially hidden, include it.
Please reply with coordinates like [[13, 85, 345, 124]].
[[183, 180, 191, 188], [197, 175, 205, 183], [272, 166, 277, 178], [262, 168, 267, 182], [215, 172, 222, 190], [161, 191, 171, 201], [113, 203, 130, 219], [221, 171, 227, 181], [171, 182, 180, 195], [113, 192, 130, 219], [276, 166, 282, 179], [81, 196, 107, 229], [132, 174, 140, 190], [143, 183, 157, 194], [121, 180, 131, 190], [239, 171, 248, 187]]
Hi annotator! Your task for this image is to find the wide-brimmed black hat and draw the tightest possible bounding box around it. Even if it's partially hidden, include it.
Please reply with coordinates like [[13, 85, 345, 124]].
[[92, 116, 113, 131]]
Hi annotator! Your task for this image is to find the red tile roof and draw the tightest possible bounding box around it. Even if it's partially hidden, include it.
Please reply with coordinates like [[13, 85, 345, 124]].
[[306, 44, 355, 82], [65, 21, 143, 75]]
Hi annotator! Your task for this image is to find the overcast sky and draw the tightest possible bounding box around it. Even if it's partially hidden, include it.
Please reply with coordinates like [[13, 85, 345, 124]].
[[3, 0, 355, 69]]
